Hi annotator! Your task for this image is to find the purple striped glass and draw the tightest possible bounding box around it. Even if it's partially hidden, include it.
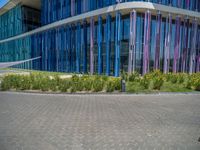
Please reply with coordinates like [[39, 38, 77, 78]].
[[154, 12, 162, 70], [173, 16, 181, 73], [189, 19, 198, 74], [71, 0, 75, 16], [164, 14, 172, 74], [181, 18, 189, 73], [143, 10, 151, 75], [186, 0, 190, 9]]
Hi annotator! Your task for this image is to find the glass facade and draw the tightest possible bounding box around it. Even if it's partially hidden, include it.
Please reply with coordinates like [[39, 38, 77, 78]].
[[41, 0, 200, 25], [0, 5, 40, 40], [0, 1, 200, 76]]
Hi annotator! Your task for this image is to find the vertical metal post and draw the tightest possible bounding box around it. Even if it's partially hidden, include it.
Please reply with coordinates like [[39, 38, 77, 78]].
[[71, 24, 76, 72], [76, 22, 81, 73], [189, 18, 198, 74], [106, 14, 111, 76], [61, 27, 65, 72], [177, 0, 181, 8], [164, 14, 172, 74], [90, 17, 94, 75], [173, 16, 181, 73], [154, 11, 162, 70], [186, 0, 190, 9], [196, 31, 200, 72], [128, 10, 137, 74], [143, 10, 151, 75], [83, 0, 86, 12], [115, 11, 121, 77], [71, 0, 75, 16], [181, 17, 189, 72], [83, 20, 88, 73], [98, 16, 103, 74], [66, 26, 70, 72], [45, 32, 48, 71]]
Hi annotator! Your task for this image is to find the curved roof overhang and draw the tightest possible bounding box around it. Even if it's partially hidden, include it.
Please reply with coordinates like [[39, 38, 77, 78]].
[[0, 0, 40, 15], [0, 57, 41, 68]]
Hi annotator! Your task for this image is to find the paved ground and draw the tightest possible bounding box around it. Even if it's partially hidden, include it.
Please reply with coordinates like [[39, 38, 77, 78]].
[[0, 92, 200, 150]]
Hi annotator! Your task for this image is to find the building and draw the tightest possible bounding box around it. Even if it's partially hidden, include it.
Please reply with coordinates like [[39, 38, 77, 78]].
[[0, 0, 199, 76]]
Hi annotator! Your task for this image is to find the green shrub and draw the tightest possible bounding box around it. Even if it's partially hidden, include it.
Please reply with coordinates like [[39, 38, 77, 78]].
[[106, 78, 121, 92], [30, 73, 45, 90], [70, 86, 77, 93], [194, 82, 200, 91], [114, 78, 121, 91], [160, 82, 191, 92], [101, 75, 109, 82], [1, 75, 23, 90], [76, 80, 84, 91], [1, 75, 12, 90], [1, 72, 199, 93], [148, 70, 163, 78], [164, 73, 171, 82], [19, 76, 31, 90], [177, 73, 187, 84], [58, 79, 71, 92], [71, 75, 79, 82], [170, 74, 178, 83], [128, 72, 140, 82], [106, 80, 115, 92], [187, 73, 200, 91], [83, 78, 93, 91], [48, 79, 58, 91], [40, 77, 50, 91], [70, 84, 77, 93], [140, 76, 150, 89], [93, 79, 105, 92], [126, 82, 145, 93], [121, 71, 128, 81], [152, 76, 164, 90]]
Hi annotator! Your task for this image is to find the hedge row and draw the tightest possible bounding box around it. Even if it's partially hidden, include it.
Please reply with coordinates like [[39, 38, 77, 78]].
[[124, 71, 200, 93], [0, 71, 200, 93], [0, 73, 121, 93]]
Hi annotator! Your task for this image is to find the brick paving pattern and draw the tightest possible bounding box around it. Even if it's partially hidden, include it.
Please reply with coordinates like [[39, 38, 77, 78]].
[[0, 92, 200, 150]]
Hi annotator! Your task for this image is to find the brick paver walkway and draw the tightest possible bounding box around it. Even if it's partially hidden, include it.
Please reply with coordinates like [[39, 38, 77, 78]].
[[0, 92, 200, 150]]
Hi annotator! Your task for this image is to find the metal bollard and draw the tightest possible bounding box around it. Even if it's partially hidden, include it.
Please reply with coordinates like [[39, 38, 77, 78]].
[[121, 79, 126, 92]]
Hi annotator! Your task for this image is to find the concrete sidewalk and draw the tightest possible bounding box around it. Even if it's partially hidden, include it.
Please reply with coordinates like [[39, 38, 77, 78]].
[[0, 92, 200, 150]]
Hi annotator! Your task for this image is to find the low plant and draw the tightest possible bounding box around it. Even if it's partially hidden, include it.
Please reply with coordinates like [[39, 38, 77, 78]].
[[19, 75, 31, 90], [40, 77, 50, 91], [93, 78, 105, 92], [152, 76, 164, 90], [161, 82, 192, 92], [1, 75, 17, 90], [121, 71, 128, 81], [106, 78, 121, 92], [177, 73, 187, 84], [126, 82, 145, 93], [187, 73, 200, 91], [128, 72, 140, 82], [83, 78, 93, 91], [58, 79, 71, 92], [1, 71, 200, 93], [169, 74, 178, 83], [115, 78, 121, 91], [140, 76, 150, 89]]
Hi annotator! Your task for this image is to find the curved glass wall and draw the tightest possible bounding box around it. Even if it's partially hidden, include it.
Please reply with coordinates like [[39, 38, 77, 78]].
[[0, 1, 200, 75], [1, 10, 199, 75]]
